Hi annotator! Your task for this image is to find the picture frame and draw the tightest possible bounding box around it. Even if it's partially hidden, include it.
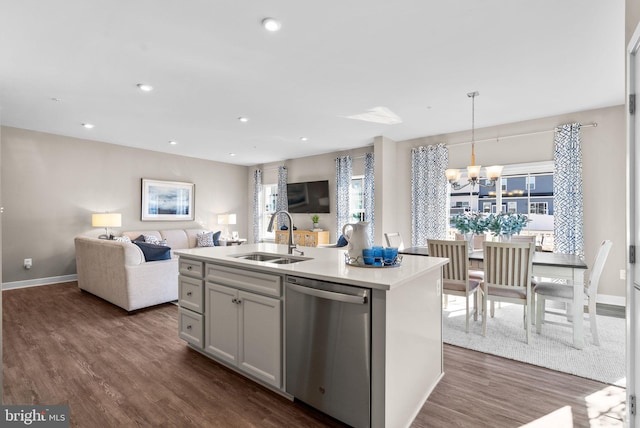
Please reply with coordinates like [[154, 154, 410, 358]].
[[141, 179, 194, 221]]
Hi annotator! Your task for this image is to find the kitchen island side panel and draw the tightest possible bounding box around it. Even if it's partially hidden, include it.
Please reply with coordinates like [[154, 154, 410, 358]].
[[384, 268, 443, 428]]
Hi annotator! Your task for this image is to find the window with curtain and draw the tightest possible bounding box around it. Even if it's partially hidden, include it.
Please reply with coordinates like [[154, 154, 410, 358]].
[[253, 169, 262, 242], [411, 144, 449, 246], [335, 155, 353, 240], [276, 166, 288, 229], [553, 123, 583, 255]]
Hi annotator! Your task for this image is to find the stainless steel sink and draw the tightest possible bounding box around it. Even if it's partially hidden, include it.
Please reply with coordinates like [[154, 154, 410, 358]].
[[234, 253, 282, 262], [231, 252, 311, 264]]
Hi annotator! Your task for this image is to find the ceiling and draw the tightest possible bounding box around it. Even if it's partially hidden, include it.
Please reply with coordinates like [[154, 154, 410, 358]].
[[0, 1, 625, 166]]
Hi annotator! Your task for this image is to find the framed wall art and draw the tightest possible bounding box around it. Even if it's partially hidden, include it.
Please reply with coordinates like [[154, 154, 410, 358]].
[[141, 179, 194, 221]]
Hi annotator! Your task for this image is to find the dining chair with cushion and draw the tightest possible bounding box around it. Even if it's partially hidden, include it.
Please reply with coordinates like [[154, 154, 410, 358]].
[[428, 239, 483, 333], [482, 241, 536, 344], [534, 240, 612, 346], [454, 233, 485, 281], [384, 232, 405, 251]]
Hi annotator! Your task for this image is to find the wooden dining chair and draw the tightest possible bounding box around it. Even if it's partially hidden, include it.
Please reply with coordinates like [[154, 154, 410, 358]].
[[454, 233, 485, 281], [428, 239, 483, 333], [534, 240, 612, 346], [482, 241, 535, 344], [384, 232, 405, 250]]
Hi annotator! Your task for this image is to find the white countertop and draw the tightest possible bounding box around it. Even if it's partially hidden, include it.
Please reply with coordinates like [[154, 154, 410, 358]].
[[175, 243, 448, 291]]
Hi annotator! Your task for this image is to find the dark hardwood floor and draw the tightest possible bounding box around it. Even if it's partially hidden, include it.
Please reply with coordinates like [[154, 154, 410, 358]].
[[3, 282, 625, 427]]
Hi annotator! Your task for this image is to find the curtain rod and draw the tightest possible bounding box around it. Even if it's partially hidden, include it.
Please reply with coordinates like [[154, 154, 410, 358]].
[[446, 122, 598, 147]]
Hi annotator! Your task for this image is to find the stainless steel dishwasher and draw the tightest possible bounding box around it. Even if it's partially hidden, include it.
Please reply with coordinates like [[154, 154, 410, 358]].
[[285, 275, 371, 428]]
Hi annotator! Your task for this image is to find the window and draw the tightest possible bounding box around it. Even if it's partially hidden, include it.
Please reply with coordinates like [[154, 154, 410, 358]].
[[448, 161, 555, 244], [530, 202, 548, 215], [260, 183, 278, 240], [350, 175, 365, 221]]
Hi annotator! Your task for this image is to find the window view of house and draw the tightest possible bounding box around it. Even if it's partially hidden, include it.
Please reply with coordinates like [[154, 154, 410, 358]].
[[449, 167, 555, 250]]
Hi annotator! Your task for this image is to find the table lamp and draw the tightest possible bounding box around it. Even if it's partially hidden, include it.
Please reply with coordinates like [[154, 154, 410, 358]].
[[92, 213, 122, 239], [218, 213, 237, 239]]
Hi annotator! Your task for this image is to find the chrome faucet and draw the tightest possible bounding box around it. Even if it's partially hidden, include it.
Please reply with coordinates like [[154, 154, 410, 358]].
[[267, 210, 301, 255]]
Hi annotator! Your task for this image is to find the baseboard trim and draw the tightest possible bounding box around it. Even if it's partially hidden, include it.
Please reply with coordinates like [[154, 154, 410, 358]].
[[596, 294, 625, 307], [2, 275, 78, 290]]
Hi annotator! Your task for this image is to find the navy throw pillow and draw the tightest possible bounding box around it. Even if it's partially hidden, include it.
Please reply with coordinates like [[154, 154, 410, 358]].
[[336, 235, 348, 247], [133, 241, 172, 261], [212, 230, 222, 246]]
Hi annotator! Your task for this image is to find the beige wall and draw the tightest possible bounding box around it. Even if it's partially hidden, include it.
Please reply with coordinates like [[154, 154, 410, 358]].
[[248, 146, 373, 242], [1, 126, 248, 284], [627, 0, 640, 45], [395, 105, 626, 301]]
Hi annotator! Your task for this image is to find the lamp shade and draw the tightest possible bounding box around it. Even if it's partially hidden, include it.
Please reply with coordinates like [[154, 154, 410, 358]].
[[445, 168, 461, 183], [92, 213, 122, 228], [217, 214, 237, 225], [485, 165, 504, 180], [466, 164, 482, 180]]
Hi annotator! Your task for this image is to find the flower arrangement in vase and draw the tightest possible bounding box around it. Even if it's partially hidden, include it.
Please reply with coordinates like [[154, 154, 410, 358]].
[[486, 212, 530, 240], [450, 211, 487, 235], [451, 211, 487, 253]]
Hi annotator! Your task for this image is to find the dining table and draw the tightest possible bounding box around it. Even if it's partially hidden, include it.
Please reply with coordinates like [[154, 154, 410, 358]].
[[401, 246, 589, 349]]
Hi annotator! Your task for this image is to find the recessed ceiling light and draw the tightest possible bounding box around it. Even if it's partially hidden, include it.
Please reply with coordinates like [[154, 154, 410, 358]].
[[50, 97, 61, 102], [82, 123, 94, 129], [137, 83, 153, 92], [169, 140, 178, 145], [300, 137, 308, 142], [262, 17, 281, 32], [229, 153, 236, 157], [238, 116, 249, 122]]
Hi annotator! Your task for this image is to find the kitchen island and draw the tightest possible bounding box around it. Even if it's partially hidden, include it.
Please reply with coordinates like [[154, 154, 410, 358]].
[[175, 243, 447, 428]]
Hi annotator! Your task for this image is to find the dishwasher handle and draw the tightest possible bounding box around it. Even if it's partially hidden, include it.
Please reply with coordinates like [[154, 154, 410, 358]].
[[287, 282, 368, 304]]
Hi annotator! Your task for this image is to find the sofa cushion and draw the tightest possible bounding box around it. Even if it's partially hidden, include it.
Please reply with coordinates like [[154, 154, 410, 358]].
[[185, 229, 209, 248], [159, 229, 189, 249], [197, 231, 222, 247], [113, 236, 132, 243], [133, 241, 172, 262]]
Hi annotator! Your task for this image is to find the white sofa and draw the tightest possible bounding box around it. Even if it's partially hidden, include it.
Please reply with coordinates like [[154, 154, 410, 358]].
[[74, 228, 210, 312]]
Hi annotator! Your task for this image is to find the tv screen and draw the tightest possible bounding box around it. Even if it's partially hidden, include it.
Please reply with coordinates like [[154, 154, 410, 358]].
[[286, 180, 330, 213]]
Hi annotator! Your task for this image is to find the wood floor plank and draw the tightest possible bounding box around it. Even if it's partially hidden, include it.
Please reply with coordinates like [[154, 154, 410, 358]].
[[2, 282, 625, 427]]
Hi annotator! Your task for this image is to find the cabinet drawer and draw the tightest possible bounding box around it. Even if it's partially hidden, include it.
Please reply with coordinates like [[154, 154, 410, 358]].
[[179, 276, 203, 313], [178, 308, 204, 348], [180, 258, 204, 278], [206, 264, 282, 297]]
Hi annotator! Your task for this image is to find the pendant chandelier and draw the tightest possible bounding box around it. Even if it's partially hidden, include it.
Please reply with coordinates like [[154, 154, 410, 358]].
[[445, 91, 503, 190]]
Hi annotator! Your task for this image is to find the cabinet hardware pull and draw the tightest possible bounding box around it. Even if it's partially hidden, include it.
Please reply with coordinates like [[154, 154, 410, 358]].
[[187, 292, 192, 296], [232, 298, 237, 304], [236, 299, 242, 304], [187, 266, 192, 270], [186, 325, 192, 330]]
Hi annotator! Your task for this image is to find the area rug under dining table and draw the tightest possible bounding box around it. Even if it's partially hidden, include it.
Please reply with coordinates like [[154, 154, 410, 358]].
[[442, 301, 626, 386]]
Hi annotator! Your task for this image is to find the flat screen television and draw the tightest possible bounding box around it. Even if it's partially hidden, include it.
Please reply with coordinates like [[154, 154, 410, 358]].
[[286, 180, 330, 213]]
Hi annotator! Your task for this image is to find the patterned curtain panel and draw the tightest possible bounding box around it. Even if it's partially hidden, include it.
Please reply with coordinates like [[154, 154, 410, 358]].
[[553, 123, 584, 256], [252, 169, 262, 243], [276, 166, 288, 229], [363, 152, 375, 247], [335, 155, 353, 240], [411, 144, 449, 246]]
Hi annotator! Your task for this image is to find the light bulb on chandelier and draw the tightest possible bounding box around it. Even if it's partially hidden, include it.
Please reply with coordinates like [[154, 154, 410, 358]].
[[445, 91, 503, 190]]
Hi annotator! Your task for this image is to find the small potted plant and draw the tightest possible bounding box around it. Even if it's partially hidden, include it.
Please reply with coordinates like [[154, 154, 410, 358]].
[[311, 214, 320, 229]]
